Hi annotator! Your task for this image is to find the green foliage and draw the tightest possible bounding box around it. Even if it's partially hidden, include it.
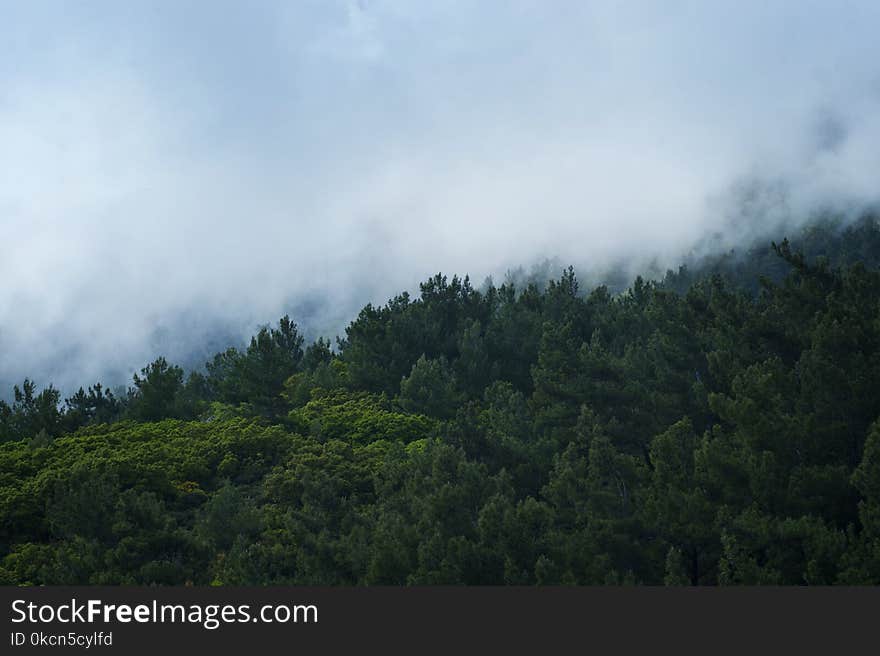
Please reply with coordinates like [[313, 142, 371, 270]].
[[2, 214, 880, 584], [0, 380, 63, 443], [127, 358, 194, 422], [288, 389, 436, 445], [398, 355, 463, 420], [63, 383, 121, 430], [205, 316, 305, 418]]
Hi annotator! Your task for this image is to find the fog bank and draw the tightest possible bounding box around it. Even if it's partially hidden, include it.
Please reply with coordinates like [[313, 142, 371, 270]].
[[2, 1, 880, 393]]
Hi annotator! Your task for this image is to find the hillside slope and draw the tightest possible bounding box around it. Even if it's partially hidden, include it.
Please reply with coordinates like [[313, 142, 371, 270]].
[[2, 215, 880, 585]]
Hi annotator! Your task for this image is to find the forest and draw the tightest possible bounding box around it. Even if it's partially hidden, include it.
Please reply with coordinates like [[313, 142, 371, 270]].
[[1, 214, 880, 585]]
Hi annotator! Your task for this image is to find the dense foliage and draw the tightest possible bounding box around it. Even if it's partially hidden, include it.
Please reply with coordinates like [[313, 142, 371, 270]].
[[2, 215, 880, 585]]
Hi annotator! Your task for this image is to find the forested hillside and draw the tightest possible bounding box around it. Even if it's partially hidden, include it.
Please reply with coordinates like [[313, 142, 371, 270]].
[[2, 215, 880, 585]]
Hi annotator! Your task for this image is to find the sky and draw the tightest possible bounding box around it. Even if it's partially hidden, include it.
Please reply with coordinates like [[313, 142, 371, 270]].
[[2, 0, 880, 393]]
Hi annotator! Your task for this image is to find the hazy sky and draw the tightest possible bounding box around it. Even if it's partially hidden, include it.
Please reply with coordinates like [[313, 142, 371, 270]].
[[2, 1, 880, 392]]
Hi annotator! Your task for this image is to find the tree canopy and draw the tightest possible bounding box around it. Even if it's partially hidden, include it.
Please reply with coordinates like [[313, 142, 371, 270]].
[[2, 214, 880, 585]]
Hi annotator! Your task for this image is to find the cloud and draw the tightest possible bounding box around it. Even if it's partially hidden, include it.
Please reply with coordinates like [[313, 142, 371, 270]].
[[2, 1, 880, 393]]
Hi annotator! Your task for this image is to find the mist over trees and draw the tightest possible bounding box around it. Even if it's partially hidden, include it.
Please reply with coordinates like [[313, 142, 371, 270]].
[[1, 215, 880, 585]]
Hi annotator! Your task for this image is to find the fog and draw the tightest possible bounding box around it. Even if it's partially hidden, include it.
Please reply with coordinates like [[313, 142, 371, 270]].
[[2, 1, 880, 394]]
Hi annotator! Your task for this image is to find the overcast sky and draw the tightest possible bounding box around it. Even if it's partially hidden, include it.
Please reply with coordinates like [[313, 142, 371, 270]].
[[2, 0, 880, 392]]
